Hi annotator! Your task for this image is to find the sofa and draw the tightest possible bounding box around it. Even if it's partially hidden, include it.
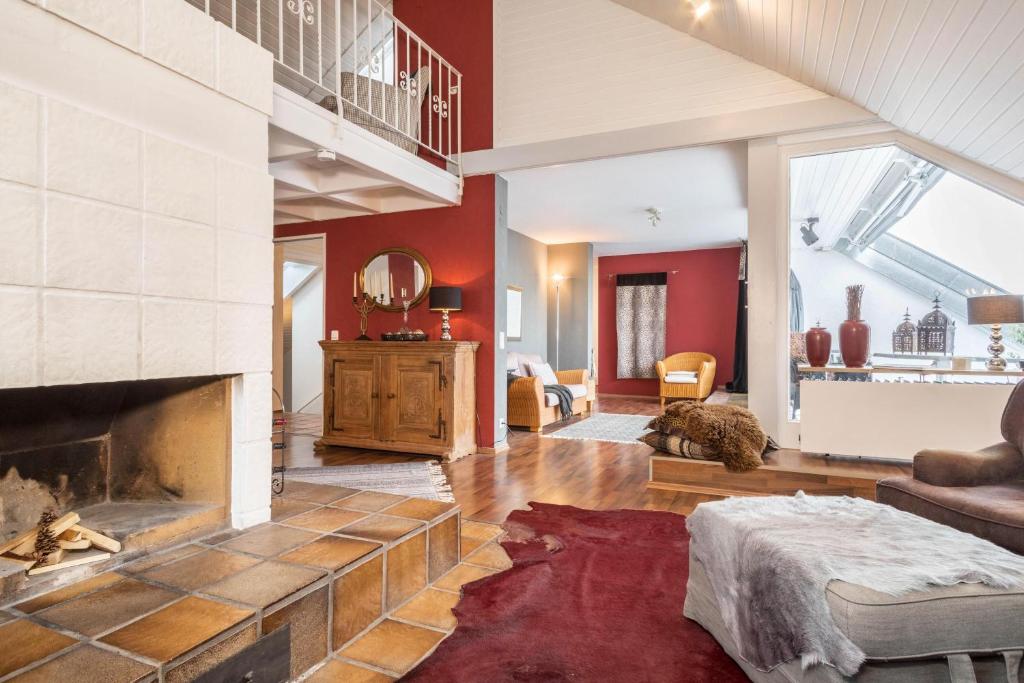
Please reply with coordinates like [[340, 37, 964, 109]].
[[877, 380, 1024, 555], [506, 352, 594, 432], [655, 352, 716, 409]]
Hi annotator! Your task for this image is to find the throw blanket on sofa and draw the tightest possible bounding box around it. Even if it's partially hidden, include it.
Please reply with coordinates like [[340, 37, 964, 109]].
[[647, 402, 774, 472], [687, 494, 1024, 676], [544, 384, 575, 420]]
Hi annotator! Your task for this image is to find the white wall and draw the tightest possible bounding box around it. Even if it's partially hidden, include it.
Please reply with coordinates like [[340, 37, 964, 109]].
[[790, 250, 994, 358], [0, 0, 275, 528], [493, 0, 829, 148], [290, 269, 324, 414]]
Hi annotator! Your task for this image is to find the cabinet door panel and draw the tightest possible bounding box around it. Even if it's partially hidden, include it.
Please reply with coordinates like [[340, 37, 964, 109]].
[[386, 355, 446, 446], [329, 356, 378, 439]]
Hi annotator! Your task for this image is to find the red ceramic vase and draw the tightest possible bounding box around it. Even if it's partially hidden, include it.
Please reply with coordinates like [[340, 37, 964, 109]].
[[839, 320, 871, 368], [805, 326, 832, 367]]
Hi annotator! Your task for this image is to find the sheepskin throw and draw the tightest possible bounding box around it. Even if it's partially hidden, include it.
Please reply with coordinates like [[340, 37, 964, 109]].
[[647, 402, 770, 472], [687, 494, 1024, 676]]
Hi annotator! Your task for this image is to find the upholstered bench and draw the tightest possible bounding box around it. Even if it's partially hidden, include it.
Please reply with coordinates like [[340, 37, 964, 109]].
[[686, 550, 1024, 682]]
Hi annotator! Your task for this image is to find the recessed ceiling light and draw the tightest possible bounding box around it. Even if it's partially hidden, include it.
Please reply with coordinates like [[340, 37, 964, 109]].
[[694, 1, 711, 20]]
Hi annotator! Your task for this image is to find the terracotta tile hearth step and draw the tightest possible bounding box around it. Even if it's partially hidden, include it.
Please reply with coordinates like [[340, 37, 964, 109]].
[[1, 486, 470, 682], [100, 595, 255, 663], [4, 644, 155, 683]]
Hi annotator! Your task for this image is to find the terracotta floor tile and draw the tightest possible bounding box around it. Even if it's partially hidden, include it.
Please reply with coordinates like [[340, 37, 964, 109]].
[[387, 533, 426, 610], [15, 572, 124, 614], [306, 659, 395, 682], [337, 491, 409, 513], [202, 561, 324, 608], [0, 620, 77, 677], [279, 535, 380, 571], [464, 542, 513, 571], [263, 585, 330, 680], [100, 596, 254, 663], [121, 544, 205, 574], [139, 548, 259, 591], [285, 506, 367, 532], [6, 644, 153, 683], [332, 555, 383, 648], [220, 524, 320, 557], [382, 498, 456, 522], [270, 497, 319, 522], [428, 516, 459, 582], [340, 619, 444, 674], [460, 520, 503, 542], [338, 515, 425, 543], [37, 578, 181, 637], [433, 563, 496, 593], [283, 481, 360, 504], [459, 534, 485, 558], [163, 623, 257, 683], [393, 589, 459, 631]]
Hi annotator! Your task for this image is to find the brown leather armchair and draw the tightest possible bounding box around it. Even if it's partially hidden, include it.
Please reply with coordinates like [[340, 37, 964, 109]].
[[877, 381, 1024, 554]]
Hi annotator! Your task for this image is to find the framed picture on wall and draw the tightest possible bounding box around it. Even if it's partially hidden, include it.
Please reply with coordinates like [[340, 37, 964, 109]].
[[507, 285, 523, 341]]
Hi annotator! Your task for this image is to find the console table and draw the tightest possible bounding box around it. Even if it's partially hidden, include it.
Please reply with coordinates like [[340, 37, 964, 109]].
[[317, 341, 479, 461]]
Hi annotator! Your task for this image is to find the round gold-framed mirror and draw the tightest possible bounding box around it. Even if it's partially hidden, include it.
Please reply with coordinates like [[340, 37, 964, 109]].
[[358, 247, 432, 312]]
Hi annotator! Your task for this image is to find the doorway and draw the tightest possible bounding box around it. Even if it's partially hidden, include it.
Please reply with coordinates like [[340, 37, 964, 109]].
[[273, 236, 326, 415]]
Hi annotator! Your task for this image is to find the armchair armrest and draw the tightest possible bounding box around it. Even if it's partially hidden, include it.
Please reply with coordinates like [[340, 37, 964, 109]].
[[913, 442, 1024, 487], [697, 359, 716, 398], [655, 361, 667, 381], [555, 369, 589, 385], [507, 376, 543, 426]]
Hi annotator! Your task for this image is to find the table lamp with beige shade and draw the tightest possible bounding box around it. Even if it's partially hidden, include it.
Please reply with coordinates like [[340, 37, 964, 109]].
[[967, 293, 1024, 371]]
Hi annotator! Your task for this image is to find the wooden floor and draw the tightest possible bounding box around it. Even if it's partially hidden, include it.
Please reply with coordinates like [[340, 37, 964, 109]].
[[280, 394, 910, 524]]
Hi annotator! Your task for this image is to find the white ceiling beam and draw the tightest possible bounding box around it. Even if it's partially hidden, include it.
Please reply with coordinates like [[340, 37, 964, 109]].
[[270, 160, 396, 195]]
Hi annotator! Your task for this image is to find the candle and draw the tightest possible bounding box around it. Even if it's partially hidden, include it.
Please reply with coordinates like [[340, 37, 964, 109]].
[[352, 272, 357, 298], [401, 287, 407, 298], [390, 273, 395, 301]]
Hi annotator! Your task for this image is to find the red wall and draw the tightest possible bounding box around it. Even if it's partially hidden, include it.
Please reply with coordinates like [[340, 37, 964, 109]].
[[393, 0, 493, 152], [598, 248, 741, 396], [276, 176, 497, 445]]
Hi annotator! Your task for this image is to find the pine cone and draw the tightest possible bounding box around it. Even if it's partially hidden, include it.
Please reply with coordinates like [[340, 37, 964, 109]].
[[33, 509, 60, 562]]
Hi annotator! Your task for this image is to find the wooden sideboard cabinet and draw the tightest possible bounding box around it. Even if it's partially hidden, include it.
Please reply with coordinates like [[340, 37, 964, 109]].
[[316, 341, 480, 461]]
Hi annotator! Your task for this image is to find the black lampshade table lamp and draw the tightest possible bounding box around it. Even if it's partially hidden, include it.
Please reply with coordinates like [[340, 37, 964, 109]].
[[429, 287, 463, 341], [967, 294, 1024, 371]]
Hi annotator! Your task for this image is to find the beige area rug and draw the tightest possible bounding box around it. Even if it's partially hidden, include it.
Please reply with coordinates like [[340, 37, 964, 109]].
[[285, 462, 455, 502]]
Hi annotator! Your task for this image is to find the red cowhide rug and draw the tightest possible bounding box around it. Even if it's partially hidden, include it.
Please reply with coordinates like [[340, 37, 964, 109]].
[[402, 503, 746, 682]]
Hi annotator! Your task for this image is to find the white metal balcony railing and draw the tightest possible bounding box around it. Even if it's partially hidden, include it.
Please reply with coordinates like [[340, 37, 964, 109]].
[[189, 0, 462, 176]]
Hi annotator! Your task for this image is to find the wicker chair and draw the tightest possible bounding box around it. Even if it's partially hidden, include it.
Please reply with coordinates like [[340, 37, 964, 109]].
[[507, 353, 594, 432], [655, 352, 716, 409]]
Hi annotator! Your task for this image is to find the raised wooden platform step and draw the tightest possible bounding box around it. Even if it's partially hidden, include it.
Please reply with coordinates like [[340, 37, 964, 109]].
[[0, 482, 470, 682], [648, 450, 911, 500]]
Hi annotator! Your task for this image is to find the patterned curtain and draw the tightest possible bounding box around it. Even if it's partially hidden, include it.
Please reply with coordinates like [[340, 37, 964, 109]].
[[616, 273, 667, 379]]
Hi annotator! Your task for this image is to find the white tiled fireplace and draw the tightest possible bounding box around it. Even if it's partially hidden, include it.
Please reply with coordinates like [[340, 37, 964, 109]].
[[0, 0, 277, 534]]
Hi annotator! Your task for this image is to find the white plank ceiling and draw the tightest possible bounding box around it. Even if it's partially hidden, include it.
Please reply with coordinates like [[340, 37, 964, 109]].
[[611, 0, 1024, 181]]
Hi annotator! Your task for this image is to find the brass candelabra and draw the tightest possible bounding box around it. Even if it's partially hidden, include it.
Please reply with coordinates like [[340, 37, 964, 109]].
[[352, 293, 376, 340]]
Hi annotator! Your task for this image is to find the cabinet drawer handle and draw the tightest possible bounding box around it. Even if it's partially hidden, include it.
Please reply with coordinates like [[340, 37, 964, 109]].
[[387, 392, 396, 399], [371, 392, 379, 399]]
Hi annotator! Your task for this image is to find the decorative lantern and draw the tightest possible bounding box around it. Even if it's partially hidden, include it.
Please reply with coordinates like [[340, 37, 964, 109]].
[[891, 309, 916, 354], [917, 295, 955, 355]]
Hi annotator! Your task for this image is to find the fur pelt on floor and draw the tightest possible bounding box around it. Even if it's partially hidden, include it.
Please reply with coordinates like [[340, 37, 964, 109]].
[[647, 401, 770, 472]]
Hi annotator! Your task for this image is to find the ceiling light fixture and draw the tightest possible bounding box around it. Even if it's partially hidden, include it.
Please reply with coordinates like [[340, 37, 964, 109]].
[[694, 1, 711, 20], [645, 207, 663, 227]]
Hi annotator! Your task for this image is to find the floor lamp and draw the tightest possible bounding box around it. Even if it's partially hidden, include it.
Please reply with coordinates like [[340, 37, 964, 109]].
[[552, 274, 564, 370]]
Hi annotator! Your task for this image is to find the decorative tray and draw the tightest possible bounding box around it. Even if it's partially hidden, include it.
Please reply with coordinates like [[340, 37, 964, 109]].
[[381, 332, 429, 341]]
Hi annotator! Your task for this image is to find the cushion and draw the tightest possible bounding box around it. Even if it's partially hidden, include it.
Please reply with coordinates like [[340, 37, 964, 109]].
[[508, 352, 543, 377], [528, 362, 559, 386], [639, 432, 717, 461], [664, 375, 698, 384], [825, 580, 1024, 660], [666, 370, 697, 378], [543, 384, 587, 407]]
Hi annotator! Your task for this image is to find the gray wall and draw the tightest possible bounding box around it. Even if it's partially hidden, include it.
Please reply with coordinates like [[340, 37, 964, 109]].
[[547, 242, 594, 372], [505, 230, 549, 359]]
